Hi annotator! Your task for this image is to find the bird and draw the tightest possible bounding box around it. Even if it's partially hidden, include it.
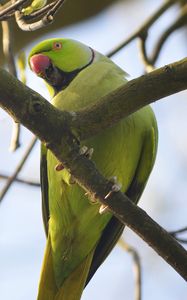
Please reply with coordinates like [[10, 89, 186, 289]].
[[28, 38, 158, 300]]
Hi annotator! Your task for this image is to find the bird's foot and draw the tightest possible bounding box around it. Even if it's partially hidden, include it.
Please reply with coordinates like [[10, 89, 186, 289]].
[[79, 145, 94, 159], [69, 175, 76, 184], [69, 111, 77, 120], [85, 191, 98, 204], [104, 183, 121, 199]]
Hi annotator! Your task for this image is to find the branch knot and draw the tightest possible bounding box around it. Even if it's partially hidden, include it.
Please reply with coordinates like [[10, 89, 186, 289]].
[[164, 64, 175, 78]]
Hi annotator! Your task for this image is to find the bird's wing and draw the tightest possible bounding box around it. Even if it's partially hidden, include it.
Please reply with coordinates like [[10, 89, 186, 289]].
[[86, 113, 158, 285], [41, 143, 49, 236]]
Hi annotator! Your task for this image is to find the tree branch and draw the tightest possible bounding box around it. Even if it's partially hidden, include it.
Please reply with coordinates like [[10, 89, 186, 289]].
[[1, 20, 21, 151], [0, 0, 28, 18], [71, 58, 187, 140], [0, 173, 40, 187], [118, 239, 142, 300], [170, 226, 187, 244], [151, 4, 187, 64], [23, 1, 56, 20], [15, 0, 66, 31], [0, 136, 37, 201], [0, 65, 187, 281], [107, 0, 177, 58]]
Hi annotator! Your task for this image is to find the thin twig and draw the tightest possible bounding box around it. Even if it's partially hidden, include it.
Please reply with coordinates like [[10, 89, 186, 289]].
[[0, 0, 28, 17], [107, 33, 137, 58], [15, 0, 65, 31], [0, 12, 14, 21], [0, 137, 37, 202], [173, 238, 187, 244], [170, 226, 187, 235], [1, 21, 17, 76], [170, 226, 187, 244], [151, 4, 187, 64], [1, 20, 21, 151], [15, 9, 53, 30], [138, 1, 187, 68], [45, 0, 66, 19], [118, 239, 141, 300], [23, 1, 56, 20], [107, 0, 177, 57], [138, 34, 155, 72], [9, 122, 21, 151], [0, 173, 40, 187]]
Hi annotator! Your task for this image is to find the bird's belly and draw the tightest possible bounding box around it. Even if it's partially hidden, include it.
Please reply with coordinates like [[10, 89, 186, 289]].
[[47, 111, 144, 286]]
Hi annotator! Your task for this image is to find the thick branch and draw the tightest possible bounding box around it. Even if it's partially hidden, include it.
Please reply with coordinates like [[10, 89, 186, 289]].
[[0, 66, 187, 281], [72, 58, 187, 140]]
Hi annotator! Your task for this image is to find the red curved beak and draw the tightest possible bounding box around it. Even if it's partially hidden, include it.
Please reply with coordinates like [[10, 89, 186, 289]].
[[30, 54, 51, 76]]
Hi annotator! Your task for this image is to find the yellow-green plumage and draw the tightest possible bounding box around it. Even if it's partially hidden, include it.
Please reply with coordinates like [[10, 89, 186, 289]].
[[29, 38, 158, 300]]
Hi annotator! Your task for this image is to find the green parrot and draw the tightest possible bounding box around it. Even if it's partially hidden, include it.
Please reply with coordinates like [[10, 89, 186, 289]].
[[28, 38, 158, 300]]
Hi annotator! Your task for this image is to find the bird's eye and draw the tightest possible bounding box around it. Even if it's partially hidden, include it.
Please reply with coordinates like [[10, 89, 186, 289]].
[[53, 42, 62, 50]]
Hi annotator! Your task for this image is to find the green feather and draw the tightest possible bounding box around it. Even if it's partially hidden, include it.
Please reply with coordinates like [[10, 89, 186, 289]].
[[29, 38, 158, 300]]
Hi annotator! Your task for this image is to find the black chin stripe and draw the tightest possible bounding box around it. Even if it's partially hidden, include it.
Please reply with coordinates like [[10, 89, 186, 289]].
[[53, 68, 81, 93], [53, 47, 95, 95]]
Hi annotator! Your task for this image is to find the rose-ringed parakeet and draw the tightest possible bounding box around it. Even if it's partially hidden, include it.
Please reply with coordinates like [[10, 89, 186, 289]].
[[29, 38, 158, 300]]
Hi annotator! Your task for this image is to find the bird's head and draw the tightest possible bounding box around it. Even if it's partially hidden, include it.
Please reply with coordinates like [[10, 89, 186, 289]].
[[28, 38, 95, 94]]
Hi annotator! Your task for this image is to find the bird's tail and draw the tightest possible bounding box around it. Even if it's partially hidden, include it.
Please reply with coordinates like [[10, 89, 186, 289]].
[[37, 237, 94, 300]]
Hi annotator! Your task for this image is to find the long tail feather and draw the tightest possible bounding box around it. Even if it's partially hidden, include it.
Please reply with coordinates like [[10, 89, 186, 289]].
[[37, 236, 95, 300], [37, 237, 58, 300], [55, 251, 94, 300]]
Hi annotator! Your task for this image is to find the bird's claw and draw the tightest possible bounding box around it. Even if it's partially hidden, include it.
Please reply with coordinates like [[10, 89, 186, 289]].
[[99, 177, 121, 213], [104, 182, 122, 199], [99, 204, 109, 214]]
